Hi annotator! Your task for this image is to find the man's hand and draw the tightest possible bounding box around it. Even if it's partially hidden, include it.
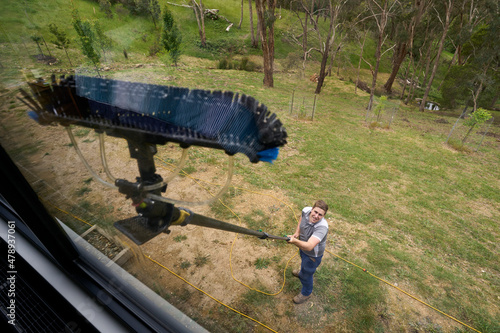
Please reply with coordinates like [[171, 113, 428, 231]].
[[286, 234, 320, 252]]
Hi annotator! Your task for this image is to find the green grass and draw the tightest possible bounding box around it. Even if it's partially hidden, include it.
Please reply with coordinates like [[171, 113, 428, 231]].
[[254, 257, 270, 269], [194, 254, 210, 267], [173, 235, 187, 242]]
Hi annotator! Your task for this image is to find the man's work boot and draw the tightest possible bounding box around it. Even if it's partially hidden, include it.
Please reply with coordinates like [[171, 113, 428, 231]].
[[293, 293, 311, 304], [292, 269, 300, 277]]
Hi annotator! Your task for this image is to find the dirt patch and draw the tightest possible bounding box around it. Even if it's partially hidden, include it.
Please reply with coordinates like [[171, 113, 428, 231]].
[[32, 54, 58, 66], [435, 118, 449, 124]]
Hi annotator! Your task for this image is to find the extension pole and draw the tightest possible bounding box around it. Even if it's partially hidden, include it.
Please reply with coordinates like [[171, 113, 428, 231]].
[[186, 211, 289, 241]]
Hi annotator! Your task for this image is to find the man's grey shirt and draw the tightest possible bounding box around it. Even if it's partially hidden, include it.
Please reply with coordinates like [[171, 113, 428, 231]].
[[299, 207, 328, 257]]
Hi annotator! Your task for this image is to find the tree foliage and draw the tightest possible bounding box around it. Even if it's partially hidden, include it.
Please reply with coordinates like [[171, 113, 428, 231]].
[[462, 107, 492, 143], [98, 0, 113, 19], [93, 21, 113, 62], [161, 5, 182, 66], [440, 65, 476, 109], [440, 0, 499, 110], [72, 9, 101, 75], [48, 23, 72, 66]]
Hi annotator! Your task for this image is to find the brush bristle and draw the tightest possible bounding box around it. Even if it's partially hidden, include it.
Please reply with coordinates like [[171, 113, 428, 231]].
[[24, 75, 287, 163]]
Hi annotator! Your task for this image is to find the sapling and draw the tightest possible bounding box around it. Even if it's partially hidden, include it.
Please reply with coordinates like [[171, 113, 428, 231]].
[[462, 108, 492, 143]]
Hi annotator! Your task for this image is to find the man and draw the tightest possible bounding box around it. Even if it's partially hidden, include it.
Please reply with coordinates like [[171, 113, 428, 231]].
[[287, 200, 329, 304]]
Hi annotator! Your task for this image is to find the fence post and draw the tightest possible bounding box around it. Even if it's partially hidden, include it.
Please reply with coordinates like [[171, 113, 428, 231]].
[[311, 94, 317, 121], [290, 89, 295, 115]]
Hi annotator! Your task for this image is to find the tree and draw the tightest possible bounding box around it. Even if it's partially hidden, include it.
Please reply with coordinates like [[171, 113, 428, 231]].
[[72, 9, 101, 76], [135, 0, 161, 27], [99, 0, 113, 19], [313, 0, 347, 94], [192, 0, 206, 47], [238, 0, 244, 29], [366, 0, 399, 112], [30, 34, 44, 56], [404, 16, 439, 104], [255, 0, 277, 87], [457, 0, 499, 110], [355, 25, 368, 94], [48, 23, 73, 66], [93, 21, 113, 62], [150, 0, 161, 28], [161, 5, 182, 66], [383, 0, 429, 93], [462, 107, 492, 143], [419, 0, 455, 112], [249, 0, 258, 48], [290, 0, 316, 73], [288, 0, 362, 92]]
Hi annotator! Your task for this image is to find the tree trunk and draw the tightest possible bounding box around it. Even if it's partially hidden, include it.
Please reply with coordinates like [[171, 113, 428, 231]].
[[420, 0, 453, 112], [367, 29, 383, 112], [255, 0, 276, 88], [421, 38, 434, 92], [35, 41, 44, 56], [249, 0, 258, 48], [462, 124, 475, 143], [238, 0, 244, 28], [192, 0, 206, 47], [42, 36, 52, 57], [315, 1, 340, 94], [303, 3, 309, 56], [385, 0, 428, 94], [383, 41, 406, 93], [400, 55, 412, 99], [367, 0, 390, 112]]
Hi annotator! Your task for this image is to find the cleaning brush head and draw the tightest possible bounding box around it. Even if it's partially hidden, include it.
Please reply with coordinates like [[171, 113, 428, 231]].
[[24, 75, 287, 163]]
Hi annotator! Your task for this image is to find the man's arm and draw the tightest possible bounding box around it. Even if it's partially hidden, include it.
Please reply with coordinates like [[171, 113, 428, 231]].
[[287, 235, 321, 252]]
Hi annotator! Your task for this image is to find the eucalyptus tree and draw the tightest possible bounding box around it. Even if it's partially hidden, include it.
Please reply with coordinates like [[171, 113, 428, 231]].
[[365, 0, 400, 112], [191, 0, 206, 47], [440, 0, 499, 110], [255, 0, 278, 87], [383, 0, 430, 93], [419, 0, 455, 112], [249, 0, 258, 48], [289, 0, 361, 94], [312, 0, 349, 94]]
